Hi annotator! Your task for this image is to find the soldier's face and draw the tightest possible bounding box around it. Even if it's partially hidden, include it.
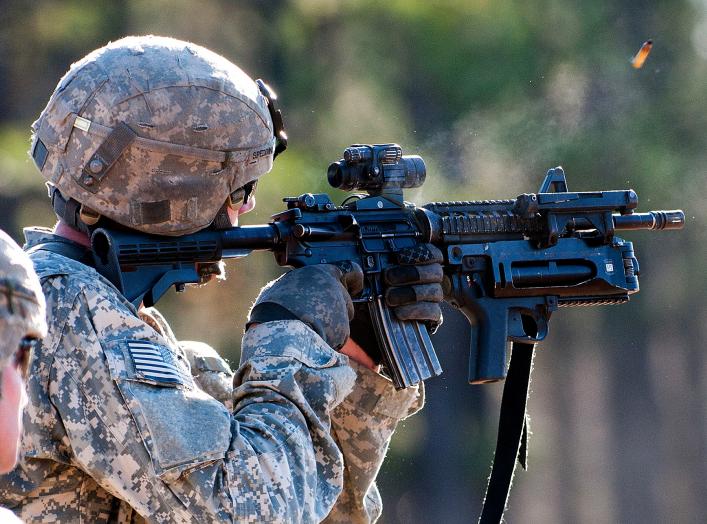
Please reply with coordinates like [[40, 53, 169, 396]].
[[0, 363, 28, 473]]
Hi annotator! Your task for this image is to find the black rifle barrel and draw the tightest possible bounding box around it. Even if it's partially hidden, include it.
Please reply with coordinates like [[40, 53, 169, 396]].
[[613, 210, 685, 230], [569, 210, 685, 233], [219, 224, 280, 250]]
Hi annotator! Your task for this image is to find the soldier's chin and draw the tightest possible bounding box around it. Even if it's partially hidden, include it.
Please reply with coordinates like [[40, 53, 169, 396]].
[[193, 261, 227, 286]]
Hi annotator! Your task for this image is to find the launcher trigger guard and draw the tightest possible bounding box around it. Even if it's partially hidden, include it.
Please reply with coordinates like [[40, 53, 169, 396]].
[[507, 305, 550, 343]]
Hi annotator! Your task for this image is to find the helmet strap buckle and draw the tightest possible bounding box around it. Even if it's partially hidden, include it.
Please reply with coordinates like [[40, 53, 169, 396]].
[[79, 205, 101, 226]]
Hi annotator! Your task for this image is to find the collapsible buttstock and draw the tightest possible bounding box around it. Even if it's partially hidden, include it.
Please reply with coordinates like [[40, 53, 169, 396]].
[[368, 297, 443, 389]]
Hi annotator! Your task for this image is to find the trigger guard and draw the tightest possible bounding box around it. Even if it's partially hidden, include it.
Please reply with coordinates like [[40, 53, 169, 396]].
[[508, 308, 549, 343]]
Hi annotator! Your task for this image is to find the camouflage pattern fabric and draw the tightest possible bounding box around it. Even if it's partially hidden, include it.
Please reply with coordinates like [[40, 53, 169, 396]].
[[0, 229, 46, 367], [0, 231, 46, 524], [139, 309, 235, 410], [179, 340, 235, 411], [0, 228, 423, 523], [31, 36, 276, 236], [324, 361, 423, 524], [251, 263, 364, 350]]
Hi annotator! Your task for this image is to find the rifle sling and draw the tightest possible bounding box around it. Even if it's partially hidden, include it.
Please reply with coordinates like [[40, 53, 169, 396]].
[[479, 341, 535, 524]]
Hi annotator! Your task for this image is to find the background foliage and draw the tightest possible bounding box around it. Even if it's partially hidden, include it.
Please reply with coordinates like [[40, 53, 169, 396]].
[[1, 1, 705, 522]]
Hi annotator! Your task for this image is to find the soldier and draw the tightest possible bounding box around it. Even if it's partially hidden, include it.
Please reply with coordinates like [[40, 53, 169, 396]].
[[0, 230, 47, 523], [0, 36, 444, 523]]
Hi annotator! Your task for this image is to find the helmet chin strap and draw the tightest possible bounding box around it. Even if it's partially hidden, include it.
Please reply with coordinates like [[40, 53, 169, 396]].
[[210, 203, 233, 230], [48, 185, 94, 235]]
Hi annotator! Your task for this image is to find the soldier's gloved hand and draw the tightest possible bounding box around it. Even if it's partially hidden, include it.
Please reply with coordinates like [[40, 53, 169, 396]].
[[385, 243, 445, 330], [247, 262, 364, 350], [349, 243, 445, 363]]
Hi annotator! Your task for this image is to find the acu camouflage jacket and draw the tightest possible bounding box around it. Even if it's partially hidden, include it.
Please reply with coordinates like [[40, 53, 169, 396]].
[[0, 229, 423, 523]]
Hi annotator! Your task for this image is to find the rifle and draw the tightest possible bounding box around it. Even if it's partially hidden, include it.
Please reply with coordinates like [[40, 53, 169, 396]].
[[91, 143, 684, 390]]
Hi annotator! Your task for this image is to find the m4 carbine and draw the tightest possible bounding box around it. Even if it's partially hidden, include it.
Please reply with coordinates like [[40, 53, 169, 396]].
[[91, 144, 684, 390]]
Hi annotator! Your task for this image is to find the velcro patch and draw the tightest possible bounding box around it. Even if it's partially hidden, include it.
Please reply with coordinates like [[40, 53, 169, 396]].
[[32, 139, 49, 171], [127, 340, 193, 387]]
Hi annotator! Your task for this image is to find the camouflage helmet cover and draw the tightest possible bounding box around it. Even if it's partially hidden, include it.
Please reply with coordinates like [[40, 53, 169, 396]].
[[0, 230, 46, 368], [31, 35, 276, 235]]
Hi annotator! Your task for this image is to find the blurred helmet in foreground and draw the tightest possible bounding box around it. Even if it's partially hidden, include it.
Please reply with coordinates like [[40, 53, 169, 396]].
[[0, 230, 46, 369], [30, 35, 286, 236]]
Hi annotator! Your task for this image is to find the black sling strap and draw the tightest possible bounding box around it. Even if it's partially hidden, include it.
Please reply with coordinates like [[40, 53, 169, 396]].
[[479, 341, 536, 523]]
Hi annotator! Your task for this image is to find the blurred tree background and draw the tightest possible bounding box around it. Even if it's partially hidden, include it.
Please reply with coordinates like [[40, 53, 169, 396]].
[[1, 0, 705, 522]]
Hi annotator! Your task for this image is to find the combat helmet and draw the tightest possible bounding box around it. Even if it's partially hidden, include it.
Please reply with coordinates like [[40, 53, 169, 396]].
[[0, 230, 46, 371], [30, 35, 286, 236]]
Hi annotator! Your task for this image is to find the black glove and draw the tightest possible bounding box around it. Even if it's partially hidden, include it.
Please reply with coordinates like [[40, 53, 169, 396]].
[[248, 262, 364, 350], [350, 244, 445, 363]]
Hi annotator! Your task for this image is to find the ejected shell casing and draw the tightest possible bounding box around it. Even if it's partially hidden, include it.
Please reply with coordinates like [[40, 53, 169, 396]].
[[631, 40, 653, 69]]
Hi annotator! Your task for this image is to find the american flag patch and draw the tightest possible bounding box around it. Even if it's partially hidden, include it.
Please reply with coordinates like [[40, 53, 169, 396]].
[[126, 340, 192, 387]]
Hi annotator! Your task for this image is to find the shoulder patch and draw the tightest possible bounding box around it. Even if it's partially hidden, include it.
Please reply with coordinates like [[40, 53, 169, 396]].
[[127, 339, 193, 387]]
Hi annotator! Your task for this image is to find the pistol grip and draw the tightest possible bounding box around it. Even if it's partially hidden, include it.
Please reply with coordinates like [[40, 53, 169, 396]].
[[368, 297, 443, 389], [466, 299, 551, 384], [467, 301, 510, 384]]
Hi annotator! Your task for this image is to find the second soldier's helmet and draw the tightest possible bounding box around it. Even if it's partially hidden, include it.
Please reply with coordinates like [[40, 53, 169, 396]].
[[30, 35, 286, 236], [0, 230, 46, 371]]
